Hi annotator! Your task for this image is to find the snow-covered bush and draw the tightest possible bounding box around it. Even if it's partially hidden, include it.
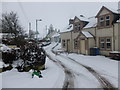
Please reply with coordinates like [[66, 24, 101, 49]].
[[16, 44, 46, 72], [2, 49, 18, 64]]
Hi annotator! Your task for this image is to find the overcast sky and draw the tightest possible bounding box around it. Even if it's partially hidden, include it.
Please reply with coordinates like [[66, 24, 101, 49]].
[[2, 2, 119, 38]]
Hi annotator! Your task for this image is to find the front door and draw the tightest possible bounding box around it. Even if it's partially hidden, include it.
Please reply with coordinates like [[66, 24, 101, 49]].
[[80, 40, 86, 54], [67, 39, 70, 52]]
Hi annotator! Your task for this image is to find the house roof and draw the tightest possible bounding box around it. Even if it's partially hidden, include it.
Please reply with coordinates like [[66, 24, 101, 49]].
[[96, 6, 118, 17], [81, 31, 93, 38], [52, 33, 60, 37], [61, 24, 73, 33], [70, 15, 89, 22], [75, 15, 89, 22], [84, 16, 97, 29], [105, 6, 118, 14]]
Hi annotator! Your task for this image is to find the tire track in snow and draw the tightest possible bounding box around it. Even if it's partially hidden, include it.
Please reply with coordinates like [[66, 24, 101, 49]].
[[45, 43, 115, 89], [45, 52, 75, 89], [58, 54, 116, 89], [49, 43, 75, 88]]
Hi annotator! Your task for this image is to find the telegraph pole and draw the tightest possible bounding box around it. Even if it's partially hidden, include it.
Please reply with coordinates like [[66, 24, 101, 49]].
[[45, 25, 47, 37], [29, 22, 31, 39], [36, 19, 42, 44]]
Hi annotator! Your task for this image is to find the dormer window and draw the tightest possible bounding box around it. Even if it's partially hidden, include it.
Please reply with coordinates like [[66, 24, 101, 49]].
[[74, 24, 81, 31], [74, 24, 77, 30], [105, 15, 110, 26], [99, 17, 104, 27], [98, 15, 111, 28]]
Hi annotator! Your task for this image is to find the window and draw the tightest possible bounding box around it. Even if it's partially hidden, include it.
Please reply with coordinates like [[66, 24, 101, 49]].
[[98, 15, 111, 28], [100, 38, 105, 49], [100, 37, 111, 50], [105, 15, 110, 26], [74, 24, 77, 30], [106, 38, 111, 49], [99, 17, 104, 27], [62, 40, 66, 47], [74, 39, 78, 49], [74, 24, 81, 31]]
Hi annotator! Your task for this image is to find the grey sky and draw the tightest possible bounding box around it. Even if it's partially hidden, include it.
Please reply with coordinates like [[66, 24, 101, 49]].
[[2, 2, 118, 38]]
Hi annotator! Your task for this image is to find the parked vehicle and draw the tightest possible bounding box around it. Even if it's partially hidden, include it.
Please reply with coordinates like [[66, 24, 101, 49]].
[[109, 51, 120, 60]]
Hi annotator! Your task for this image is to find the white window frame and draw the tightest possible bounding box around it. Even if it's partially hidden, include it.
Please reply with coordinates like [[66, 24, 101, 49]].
[[62, 40, 66, 48], [100, 37, 111, 50], [99, 17, 104, 27], [105, 15, 110, 26], [100, 38, 105, 49], [74, 24, 77, 30], [106, 38, 111, 49]]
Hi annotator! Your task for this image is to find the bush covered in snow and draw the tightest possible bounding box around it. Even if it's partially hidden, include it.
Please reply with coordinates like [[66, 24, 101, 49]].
[[16, 44, 46, 72], [1, 43, 46, 72]]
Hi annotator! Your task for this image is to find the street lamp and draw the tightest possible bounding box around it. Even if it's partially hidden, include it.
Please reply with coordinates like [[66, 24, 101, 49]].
[[36, 19, 42, 43]]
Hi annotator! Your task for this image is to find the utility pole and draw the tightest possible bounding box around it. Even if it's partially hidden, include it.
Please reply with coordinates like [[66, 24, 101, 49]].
[[36, 19, 42, 44], [45, 25, 47, 38], [29, 22, 31, 39]]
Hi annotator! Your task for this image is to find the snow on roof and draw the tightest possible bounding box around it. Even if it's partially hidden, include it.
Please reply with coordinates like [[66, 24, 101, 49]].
[[70, 15, 89, 22], [76, 15, 89, 22], [82, 31, 93, 38], [84, 16, 97, 29], [70, 16, 74, 20], [105, 6, 118, 14], [52, 33, 60, 37], [61, 24, 73, 33]]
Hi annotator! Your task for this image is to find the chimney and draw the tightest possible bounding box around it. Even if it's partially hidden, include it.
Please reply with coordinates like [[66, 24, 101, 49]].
[[118, 1, 120, 13], [69, 19, 73, 25]]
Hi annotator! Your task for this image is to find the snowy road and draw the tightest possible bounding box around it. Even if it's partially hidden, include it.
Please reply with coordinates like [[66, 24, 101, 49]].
[[46, 54, 75, 88], [45, 44, 100, 88], [44, 43, 117, 89], [67, 57, 115, 89], [57, 54, 115, 89]]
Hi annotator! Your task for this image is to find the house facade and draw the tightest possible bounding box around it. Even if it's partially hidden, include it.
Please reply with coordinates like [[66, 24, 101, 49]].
[[95, 6, 120, 56], [60, 6, 120, 56]]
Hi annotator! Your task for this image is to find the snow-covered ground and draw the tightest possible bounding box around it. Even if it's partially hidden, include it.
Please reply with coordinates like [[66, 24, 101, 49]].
[[0, 42, 119, 89], [45, 44, 101, 88], [1, 56, 65, 88], [54, 43, 119, 88], [65, 53, 118, 87]]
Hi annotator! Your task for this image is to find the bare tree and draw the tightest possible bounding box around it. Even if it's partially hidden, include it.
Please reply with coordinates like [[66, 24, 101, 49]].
[[0, 11, 27, 46], [1, 11, 25, 37]]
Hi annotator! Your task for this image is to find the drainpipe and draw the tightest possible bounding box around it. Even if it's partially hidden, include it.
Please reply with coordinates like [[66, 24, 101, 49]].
[[118, 1, 120, 51], [95, 27, 97, 47], [71, 31, 73, 52], [113, 24, 115, 51]]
